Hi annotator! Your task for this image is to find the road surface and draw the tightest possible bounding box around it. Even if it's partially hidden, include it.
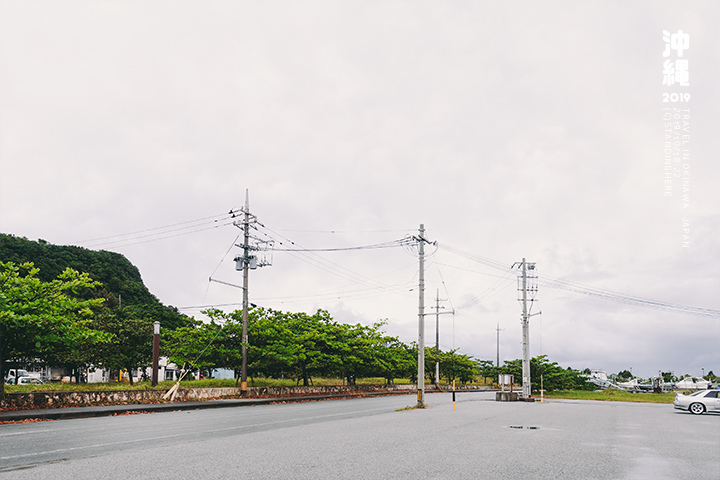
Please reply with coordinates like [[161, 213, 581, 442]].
[[1, 391, 718, 479]]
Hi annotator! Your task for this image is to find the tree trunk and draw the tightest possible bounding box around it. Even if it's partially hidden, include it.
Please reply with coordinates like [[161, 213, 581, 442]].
[[127, 366, 134, 386], [302, 366, 309, 387]]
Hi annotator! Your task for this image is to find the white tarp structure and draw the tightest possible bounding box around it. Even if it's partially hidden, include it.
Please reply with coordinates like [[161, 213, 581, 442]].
[[675, 377, 711, 390]]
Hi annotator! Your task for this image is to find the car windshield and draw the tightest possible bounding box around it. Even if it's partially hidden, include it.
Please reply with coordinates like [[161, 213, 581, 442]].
[[689, 391, 705, 397]]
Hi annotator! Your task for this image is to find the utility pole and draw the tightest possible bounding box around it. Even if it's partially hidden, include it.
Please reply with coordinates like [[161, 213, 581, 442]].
[[417, 224, 426, 406], [232, 190, 273, 396], [513, 258, 538, 399], [520, 259, 530, 399], [431, 289, 454, 388], [496, 322, 503, 367], [240, 191, 250, 395], [435, 289, 441, 389], [413, 225, 439, 405]]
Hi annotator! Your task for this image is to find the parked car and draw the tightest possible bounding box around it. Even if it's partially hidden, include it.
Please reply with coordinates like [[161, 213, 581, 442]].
[[673, 389, 720, 414], [15, 376, 45, 385], [4, 369, 30, 384], [4, 369, 45, 384]]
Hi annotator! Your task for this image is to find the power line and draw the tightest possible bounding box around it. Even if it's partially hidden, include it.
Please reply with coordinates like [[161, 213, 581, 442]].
[[273, 240, 408, 252], [74, 211, 231, 244], [439, 243, 720, 318], [75, 213, 235, 248], [272, 228, 413, 234], [85, 221, 235, 249], [257, 226, 416, 296], [538, 276, 720, 318]]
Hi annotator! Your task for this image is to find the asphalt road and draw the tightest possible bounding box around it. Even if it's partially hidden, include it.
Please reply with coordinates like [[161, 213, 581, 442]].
[[1, 392, 718, 479]]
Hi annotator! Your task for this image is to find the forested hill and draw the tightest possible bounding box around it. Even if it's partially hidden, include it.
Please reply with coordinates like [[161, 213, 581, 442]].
[[0, 233, 190, 329]]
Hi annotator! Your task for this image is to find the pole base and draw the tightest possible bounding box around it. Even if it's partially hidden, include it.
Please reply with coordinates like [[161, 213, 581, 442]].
[[496, 391, 519, 402]]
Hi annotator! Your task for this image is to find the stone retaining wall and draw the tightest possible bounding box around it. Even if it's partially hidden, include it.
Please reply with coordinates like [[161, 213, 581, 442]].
[[0, 384, 413, 409]]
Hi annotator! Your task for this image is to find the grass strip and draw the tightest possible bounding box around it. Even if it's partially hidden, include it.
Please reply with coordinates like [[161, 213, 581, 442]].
[[542, 389, 676, 404]]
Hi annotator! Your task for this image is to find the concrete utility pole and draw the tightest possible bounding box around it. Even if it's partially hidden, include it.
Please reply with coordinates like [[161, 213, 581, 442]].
[[496, 322, 503, 367], [431, 290, 454, 388], [520, 258, 530, 398], [417, 224, 426, 406], [435, 289, 441, 388], [240, 191, 250, 395], [513, 258, 538, 399]]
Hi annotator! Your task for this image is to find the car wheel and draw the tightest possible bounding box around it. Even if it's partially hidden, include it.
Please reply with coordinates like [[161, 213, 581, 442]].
[[689, 402, 705, 415]]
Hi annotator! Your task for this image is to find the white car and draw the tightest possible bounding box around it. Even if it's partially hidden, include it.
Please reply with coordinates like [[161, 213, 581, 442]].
[[673, 389, 720, 415]]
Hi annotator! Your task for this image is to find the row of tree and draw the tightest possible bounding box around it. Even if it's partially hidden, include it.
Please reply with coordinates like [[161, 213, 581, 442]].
[[164, 311, 593, 392], [1, 260, 591, 398], [163, 307, 481, 386]]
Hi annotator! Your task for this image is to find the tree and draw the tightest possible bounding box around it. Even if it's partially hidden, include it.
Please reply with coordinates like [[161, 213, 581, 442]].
[[0, 262, 108, 397], [374, 336, 415, 385], [499, 355, 591, 392], [438, 349, 478, 385], [477, 360, 498, 385], [93, 306, 155, 385]]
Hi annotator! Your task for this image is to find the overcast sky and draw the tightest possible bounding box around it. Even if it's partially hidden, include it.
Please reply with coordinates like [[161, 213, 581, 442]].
[[1, 1, 718, 379]]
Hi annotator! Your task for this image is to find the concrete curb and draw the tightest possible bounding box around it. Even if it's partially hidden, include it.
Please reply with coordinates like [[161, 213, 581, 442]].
[[0, 391, 415, 422]]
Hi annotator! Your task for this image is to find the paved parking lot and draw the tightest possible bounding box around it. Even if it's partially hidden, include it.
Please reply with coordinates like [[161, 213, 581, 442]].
[[2, 391, 718, 479]]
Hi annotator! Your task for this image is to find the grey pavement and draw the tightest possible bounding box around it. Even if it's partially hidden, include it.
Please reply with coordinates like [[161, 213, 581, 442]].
[[2, 392, 718, 480], [0, 392, 395, 422]]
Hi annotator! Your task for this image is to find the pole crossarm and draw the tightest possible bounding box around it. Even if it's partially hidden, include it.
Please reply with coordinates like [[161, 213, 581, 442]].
[[209, 278, 246, 290]]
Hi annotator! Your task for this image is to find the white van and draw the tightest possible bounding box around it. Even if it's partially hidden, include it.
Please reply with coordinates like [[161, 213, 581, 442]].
[[4, 369, 43, 384]]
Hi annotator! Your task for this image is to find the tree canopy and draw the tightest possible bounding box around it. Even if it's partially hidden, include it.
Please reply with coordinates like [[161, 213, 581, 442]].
[[163, 307, 423, 386], [497, 355, 592, 392], [0, 262, 109, 396]]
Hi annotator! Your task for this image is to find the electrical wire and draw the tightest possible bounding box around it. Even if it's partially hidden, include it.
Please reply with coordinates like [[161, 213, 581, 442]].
[[257, 225, 416, 296], [273, 240, 409, 252], [74, 211, 231, 244], [439, 243, 720, 318], [434, 263, 455, 314], [538, 275, 720, 317], [74, 212, 236, 249], [197, 225, 420, 314]]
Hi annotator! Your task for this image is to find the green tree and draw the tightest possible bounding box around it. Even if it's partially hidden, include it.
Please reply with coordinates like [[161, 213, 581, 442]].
[[438, 349, 479, 385], [477, 359, 498, 385], [500, 355, 591, 392], [92, 306, 156, 385], [374, 336, 415, 385], [0, 262, 108, 397]]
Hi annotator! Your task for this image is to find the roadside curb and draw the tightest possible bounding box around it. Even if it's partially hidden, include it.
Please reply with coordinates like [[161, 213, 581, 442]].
[[0, 391, 415, 422]]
